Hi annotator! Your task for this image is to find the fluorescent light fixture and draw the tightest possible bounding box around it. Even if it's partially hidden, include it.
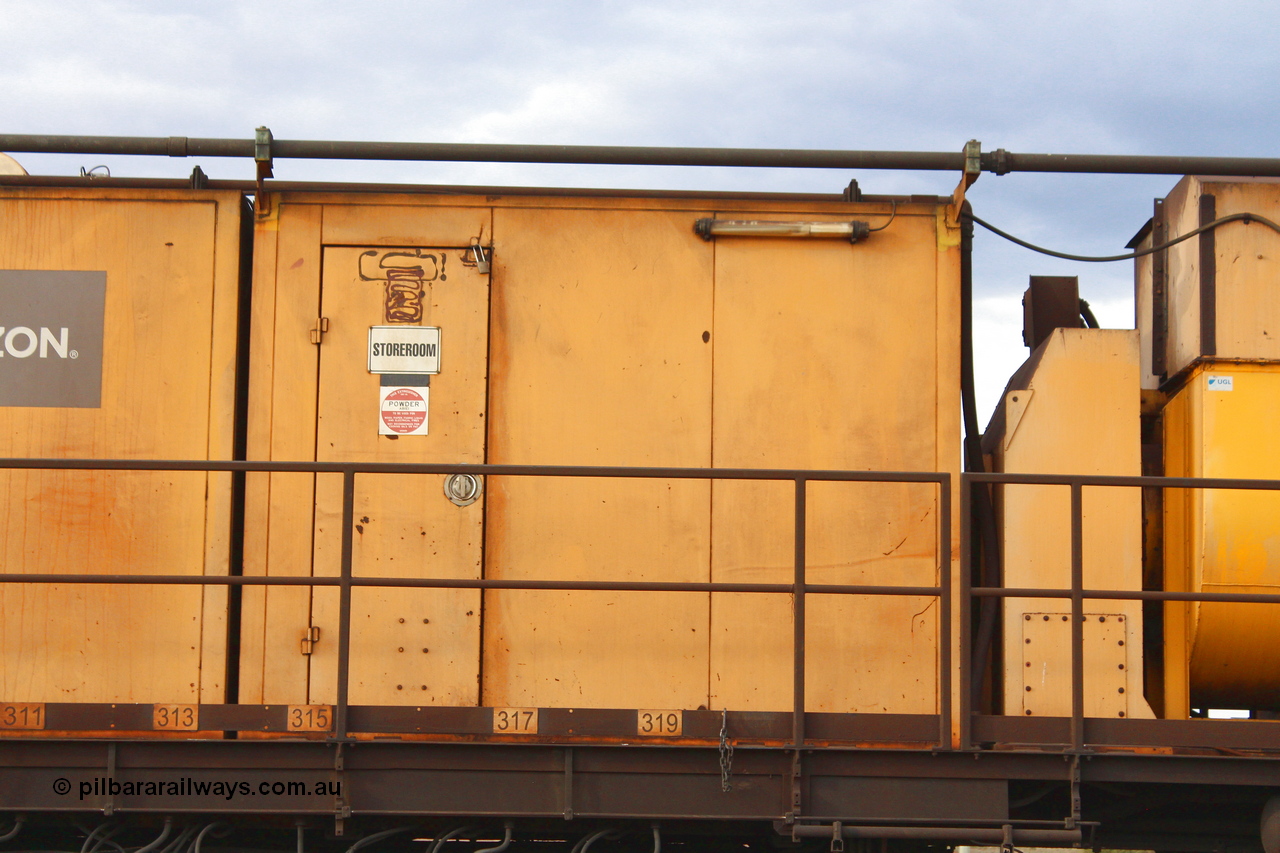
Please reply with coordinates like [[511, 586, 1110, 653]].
[[694, 218, 871, 243]]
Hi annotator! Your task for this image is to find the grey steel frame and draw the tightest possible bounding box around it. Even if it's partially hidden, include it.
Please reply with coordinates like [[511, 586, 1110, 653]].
[[0, 458, 953, 750]]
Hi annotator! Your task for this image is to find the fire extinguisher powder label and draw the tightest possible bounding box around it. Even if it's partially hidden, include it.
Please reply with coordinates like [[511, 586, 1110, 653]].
[[378, 386, 429, 435]]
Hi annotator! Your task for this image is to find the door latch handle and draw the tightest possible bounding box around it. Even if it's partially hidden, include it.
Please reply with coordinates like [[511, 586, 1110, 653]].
[[300, 626, 321, 655]]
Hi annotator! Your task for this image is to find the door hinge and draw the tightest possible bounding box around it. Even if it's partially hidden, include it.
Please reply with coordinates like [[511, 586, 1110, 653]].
[[310, 317, 330, 344], [301, 626, 321, 655]]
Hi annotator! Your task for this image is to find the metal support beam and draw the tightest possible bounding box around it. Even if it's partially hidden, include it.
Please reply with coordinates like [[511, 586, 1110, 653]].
[[788, 822, 1084, 845], [1070, 481, 1085, 752], [334, 468, 355, 741], [791, 477, 808, 821]]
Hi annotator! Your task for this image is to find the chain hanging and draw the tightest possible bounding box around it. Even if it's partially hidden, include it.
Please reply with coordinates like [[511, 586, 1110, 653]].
[[718, 709, 734, 792]]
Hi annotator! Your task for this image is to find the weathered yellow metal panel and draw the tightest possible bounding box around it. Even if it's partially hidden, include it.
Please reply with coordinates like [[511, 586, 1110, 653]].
[[709, 206, 956, 714], [244, 200, 489, 707], [991, 329, 1152, 719], [307, 245, 488, 707], [0, 189, 241, 706], [1134, 226, 1159, 390], [238, 198, 280, 706], [1019, 613, 1127, 718], [483, 205, 714, 709], [320, 202, 492, 248], [242, 201, 324, 705], [1139, 177, 1280, 379], [1161, 381, 1194, 719], [248, 193, 959, 717], [1164, 177, 1203, 377], [1163, 361, 1280, 710]]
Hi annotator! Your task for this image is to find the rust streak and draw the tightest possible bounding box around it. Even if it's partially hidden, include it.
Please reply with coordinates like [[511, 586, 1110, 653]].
[[882, 533, 910, 556]]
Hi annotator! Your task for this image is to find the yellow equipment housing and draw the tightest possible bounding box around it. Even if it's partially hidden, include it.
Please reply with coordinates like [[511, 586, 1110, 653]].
[[239, 190, 962, 717], [1134, 176, 1280, 714], [0, 188, 243, 710]]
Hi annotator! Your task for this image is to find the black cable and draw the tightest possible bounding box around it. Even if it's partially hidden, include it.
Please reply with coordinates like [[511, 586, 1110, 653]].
[[343, 826, 418, 853], [474, 823, 513, 853], [80, 824, 118, 853], [87, 825, 132, 853], [1079, 299, 1099, 329], [867, 200, 897, 232], [965, 210, 1280, 262], [191, 823, 230, 853], [959, 203, 1004, 715], [158, 826, 198, 853], [0, 816, 23, 844], [428, 826, 476, 853], [133, 819, 173, 853]]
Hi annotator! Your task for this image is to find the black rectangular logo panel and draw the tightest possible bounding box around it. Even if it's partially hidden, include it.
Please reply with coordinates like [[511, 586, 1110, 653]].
[[0, 270, 106, 408]]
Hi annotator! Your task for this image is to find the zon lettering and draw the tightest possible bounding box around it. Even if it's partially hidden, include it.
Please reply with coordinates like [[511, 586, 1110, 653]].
[[0, 327, 71, 359]]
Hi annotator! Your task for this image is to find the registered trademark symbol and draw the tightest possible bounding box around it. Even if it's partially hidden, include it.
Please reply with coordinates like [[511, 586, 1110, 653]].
[[70, 350, 78, 359]]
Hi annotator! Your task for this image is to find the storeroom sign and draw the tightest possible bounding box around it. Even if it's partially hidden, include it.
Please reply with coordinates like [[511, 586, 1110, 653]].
[[0, 270, 106, 408], [368, 326, 440, 374]]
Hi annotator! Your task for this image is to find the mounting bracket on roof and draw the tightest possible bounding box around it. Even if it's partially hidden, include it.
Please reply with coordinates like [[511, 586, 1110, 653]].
[[950, 139, 981, 223], [254, 126, 274, 215], [254, 126, 274, 179]]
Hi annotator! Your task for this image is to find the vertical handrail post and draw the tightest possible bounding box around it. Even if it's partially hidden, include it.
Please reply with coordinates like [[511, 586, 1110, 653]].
[[790, 476, 807, 819], [793, 475, 807, 748], [335, 467, 356, 740], [958, 474, 972, 750], [1070, 480, 1085, 752], [938, 473, 952, 750]]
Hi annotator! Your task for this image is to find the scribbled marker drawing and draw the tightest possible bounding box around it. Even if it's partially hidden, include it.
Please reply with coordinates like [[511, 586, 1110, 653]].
[[358, 248, 448, 324]]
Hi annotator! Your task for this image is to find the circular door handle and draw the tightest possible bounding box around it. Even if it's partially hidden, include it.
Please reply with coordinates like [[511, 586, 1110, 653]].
[[444, 473, 482, 507]]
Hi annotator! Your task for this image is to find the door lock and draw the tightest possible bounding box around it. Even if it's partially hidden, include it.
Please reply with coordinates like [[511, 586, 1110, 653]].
[[467, 242, 491, 274], [444, 473, 482, 507]]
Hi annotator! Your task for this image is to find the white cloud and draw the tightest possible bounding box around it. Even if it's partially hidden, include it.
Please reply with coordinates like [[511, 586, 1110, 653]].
[[972, 289, 1138, 427], [3, 0, 1278, 322]]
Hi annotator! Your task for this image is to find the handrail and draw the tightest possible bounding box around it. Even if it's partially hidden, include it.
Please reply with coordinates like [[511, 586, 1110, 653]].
[[5, 133, 1280, 177], [0, 457, 952, 750], [7, 457, 1280, 753], [959, 470, 1280, 752]]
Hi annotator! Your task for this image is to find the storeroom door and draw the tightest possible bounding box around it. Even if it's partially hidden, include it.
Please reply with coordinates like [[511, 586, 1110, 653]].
[[307, 245, 490, 706]]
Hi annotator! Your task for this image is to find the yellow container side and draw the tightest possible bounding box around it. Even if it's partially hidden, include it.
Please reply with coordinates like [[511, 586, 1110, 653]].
[[988, 329, 1152, 720], [0, 188, 242, 710], [243, 191, 960, 715], [1163, 361, 1280, 711]]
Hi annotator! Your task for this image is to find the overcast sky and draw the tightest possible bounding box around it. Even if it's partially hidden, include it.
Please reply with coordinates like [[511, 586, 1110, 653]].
[[5, 0, 1279, 420]]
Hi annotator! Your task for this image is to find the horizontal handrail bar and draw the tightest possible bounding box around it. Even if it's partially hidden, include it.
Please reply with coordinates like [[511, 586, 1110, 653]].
[[0, 573, 940, 595], [974, 586, 1280, 604], [14, 458, 1279, 489], [0, 457, 946, 483], [966, 471, 1280, 489], [6, 134, 1280, 177]]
